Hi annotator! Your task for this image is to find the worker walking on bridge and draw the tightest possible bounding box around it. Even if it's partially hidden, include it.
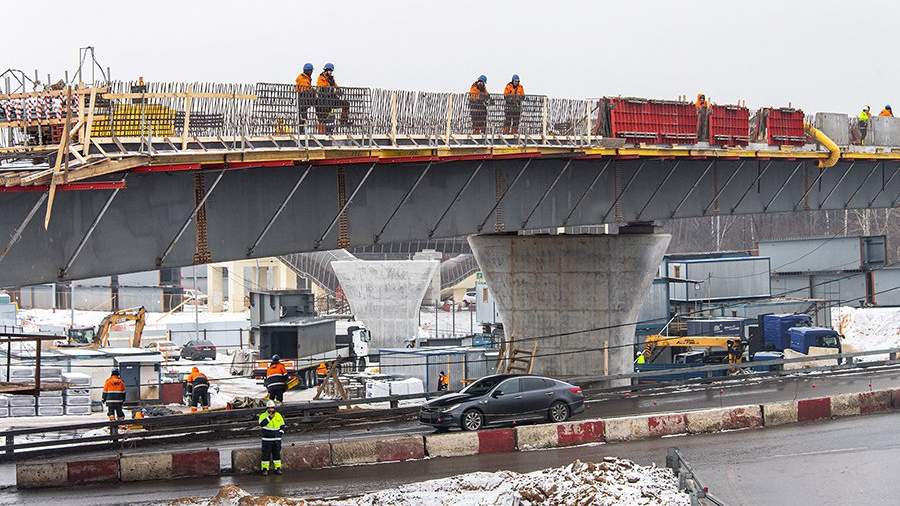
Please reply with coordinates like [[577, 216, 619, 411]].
[[102, 369, 126, 421], [266, 355, 288, 403], [258, 400, 285, 475], [858, 106, 872, 144], [880, 105, 893, 117], [315, 63, 350, 134], [187, 366, 210, 412], [295, 63, 315, 132], [469, 75, 489, 134], [502, 75, 524, 135]]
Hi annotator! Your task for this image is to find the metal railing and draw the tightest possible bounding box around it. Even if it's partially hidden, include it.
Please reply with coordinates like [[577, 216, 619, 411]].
[[667, 448, 727, 505]]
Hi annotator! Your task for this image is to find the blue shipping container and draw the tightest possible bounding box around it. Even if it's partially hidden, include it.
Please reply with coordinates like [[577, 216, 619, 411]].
[[762, 314, 811, 351], [789, 327, 840, 355], [686, 318, 746, 337]]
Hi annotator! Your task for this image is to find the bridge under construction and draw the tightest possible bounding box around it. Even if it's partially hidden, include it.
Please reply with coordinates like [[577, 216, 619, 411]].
[[2, 75, 900, 380]]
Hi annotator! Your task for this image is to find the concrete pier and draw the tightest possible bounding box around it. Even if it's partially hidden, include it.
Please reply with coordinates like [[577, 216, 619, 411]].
[[468, 233, 670, 384], [332, 259, 439, 351]]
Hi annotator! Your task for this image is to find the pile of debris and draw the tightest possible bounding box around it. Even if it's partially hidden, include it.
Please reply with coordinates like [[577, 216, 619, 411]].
[[171, 458, 689, 506]]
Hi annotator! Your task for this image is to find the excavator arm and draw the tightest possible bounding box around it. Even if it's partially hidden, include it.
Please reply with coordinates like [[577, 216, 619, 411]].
[[643, 335, 744, 364], [89, 307, 147, 349]]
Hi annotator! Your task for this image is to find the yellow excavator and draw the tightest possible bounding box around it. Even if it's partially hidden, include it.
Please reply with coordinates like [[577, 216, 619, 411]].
[[643, 335, 744, 365], [65, 306, 147, 349]]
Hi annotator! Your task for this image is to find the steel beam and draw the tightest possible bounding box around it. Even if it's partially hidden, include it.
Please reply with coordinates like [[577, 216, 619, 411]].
[[562, 159, 612, 226], [843, 161, 879, 208], [59, 179, 125, 278], [374, 162, 432, 243], [762, 161, 803, 212], [476, 159, 531, 233], [157, 169, 226, 266], [0, 193, 47, 265], [521, 159, 572, 229], [671, 161, 714, 218], [602, 161, 646, 222], [636, 160, 680, 219], [429, 162, 483, 238], [869, 162, 900, 208], [314, 163, 376, 249], [819, 162, 856, 209], [730, 160, 773, 213], [703, 160, 747, 215], [247, 164, 312, 256], [792, 162, 835, 211]]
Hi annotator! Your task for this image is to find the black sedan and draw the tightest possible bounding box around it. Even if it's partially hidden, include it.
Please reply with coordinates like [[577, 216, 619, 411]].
[[418, 374, 585, 431], [180, 339, 217, 361]]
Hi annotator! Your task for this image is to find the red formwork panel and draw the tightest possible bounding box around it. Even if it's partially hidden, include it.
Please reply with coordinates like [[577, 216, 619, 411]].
[[708, 104, 750, 146], [766, 107, 806, 146], [609, 97, 698, 145]]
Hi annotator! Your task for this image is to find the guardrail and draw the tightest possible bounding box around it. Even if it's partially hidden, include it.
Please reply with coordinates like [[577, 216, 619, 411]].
[[667, 447, 727, 506]]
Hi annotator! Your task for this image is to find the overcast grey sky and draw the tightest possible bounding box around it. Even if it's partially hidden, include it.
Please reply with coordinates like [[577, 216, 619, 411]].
[[4, 0, 895, 114]]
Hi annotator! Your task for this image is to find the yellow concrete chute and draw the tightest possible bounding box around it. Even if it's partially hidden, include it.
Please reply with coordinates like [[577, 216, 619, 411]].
[[804, 122, 841, 168]]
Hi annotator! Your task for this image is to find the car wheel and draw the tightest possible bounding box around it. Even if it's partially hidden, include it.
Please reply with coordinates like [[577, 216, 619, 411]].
[[461, 409, 483, 431], [548, 401, 570, 422]]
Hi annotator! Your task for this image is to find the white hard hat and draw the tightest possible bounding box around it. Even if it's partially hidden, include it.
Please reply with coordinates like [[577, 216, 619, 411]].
[[266, 400, 276, 408]]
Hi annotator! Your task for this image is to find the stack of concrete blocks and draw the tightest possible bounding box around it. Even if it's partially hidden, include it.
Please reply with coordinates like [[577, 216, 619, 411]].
[[9, 395, 35, 417], [0, 395, 9, 417], [62, 372, 92, 415], [814, 112, 850, 146], [38, 390, 63, 416], [869, 116, 900, 147]]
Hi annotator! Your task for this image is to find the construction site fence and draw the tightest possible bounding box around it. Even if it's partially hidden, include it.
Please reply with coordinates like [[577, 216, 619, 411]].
[[0, 81, 598, 150]]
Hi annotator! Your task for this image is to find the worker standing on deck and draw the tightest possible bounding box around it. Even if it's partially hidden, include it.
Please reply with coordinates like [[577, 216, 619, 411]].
[[469, 75, 489, 134], [315, 63, 350, 134], [316, 361, 328, 385], [880, 105, 893, 117], [858, 106, 872, 144], [634, 351, 646, 366], [695, 93, 710, 141], [265, 355, 288, 403], [187, 366, 210, 412], [502, 75, 524, 135], [437, 371, 449, 391], [258, 400, 285, 476], [295, 63, 315, 132], [102, 369, 126, 421]]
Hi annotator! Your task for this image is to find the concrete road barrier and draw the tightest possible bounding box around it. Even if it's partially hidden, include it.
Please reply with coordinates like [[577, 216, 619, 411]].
[[331, 438, 378, 466], [646, 413, 688, 438], [604, 415, 651, 442], [477, 428, 516, 454], [686, 405, 762, 434], [282, 442, 332, 470], [231, 448, 261, 474], [67, 457, 119, 484], [376, 435, 425, 462], [859, 390, 892, 414], [424, 431, 480, 457], [516, 424, 559, 450], [797, 397, 831, 422], [172, 449, 219, 478], [120, 453, 172, 482], [761, 401, 799, 426], [830, 392, 861, 417], [556, 419, 605, 447], [16, 461, 67, 488]]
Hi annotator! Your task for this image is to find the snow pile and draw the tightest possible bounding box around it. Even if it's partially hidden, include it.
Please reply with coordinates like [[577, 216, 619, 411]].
[[172, 459, 688, 506], [834, 306, 900, 359]]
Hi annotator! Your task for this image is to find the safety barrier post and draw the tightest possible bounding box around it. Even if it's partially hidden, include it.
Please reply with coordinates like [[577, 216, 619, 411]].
[[181, 85, 193, 150], [542, 97, 548, 142], [389, 91, 398, 147], [585, 100, 592, 146], [444, 95, 453, 146]]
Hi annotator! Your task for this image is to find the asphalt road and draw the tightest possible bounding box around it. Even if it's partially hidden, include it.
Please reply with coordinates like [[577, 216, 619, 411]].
[[3, 411, 899, 505]]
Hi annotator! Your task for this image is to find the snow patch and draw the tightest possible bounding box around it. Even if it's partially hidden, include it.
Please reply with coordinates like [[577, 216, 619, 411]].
[[834, 306, 900, 360]]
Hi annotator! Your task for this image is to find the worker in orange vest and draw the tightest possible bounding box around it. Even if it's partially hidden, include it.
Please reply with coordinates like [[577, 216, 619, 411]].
[[295, 63, 315, 132], [102, 369, 127, 421], [879, 105, 893, 117], [502, 74, 525, 135], [469, 75, 489, 134], [437, 371, 449, 391], [695, 93, 710, 109], [695, 93, 711, 142], [187, 366, 210, 412], [315, 63, 349, 134], [265, 355, 288, 403], [316, 361, 328, 384]]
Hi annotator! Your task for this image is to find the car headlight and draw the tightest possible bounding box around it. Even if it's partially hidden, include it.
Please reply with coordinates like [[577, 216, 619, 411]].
[[441, 403, 461, 413]]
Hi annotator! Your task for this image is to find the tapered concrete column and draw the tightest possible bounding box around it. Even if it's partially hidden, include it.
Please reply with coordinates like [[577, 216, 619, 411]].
[[332, 260, 439, 351], [468, 233, 670, 384], [206, 265, 225, 313], [227, 266, 246, 312]]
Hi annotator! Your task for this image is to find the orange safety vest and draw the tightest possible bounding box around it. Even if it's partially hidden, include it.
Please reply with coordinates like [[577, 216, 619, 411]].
[[469, 82, 488, 102], [266, 363, 288, 389], [317, 72, 336, 88], [439, 374, 449, 386], [296, 72, 312, 92], [880, 109, 893, 117], [503, 82, 524, 96], [103, 375, 126, 404], [316, 362, 328, 376]]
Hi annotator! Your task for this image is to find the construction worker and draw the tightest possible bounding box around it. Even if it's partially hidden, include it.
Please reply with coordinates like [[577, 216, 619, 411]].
[[880, 105, 893, 117], [315, 63, 350, 134], [858, 106, 872, 144], [437, 371, 449, 391], [102, 369, 126, 421], [258, 400, 285, 476], [316, 361, 328, 384], [502, 74, 524, 135], [295, 63, 315, 132], [188, 367, 210, 411], [695, 94, 710, 141], [265, 355, 288, 403], [695, 93, 709, 109], [635, 351, 646, 366], [468, 75, 489, 135]]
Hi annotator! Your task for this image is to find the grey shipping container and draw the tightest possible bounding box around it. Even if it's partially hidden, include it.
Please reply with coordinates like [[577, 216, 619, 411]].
[[668, 257, 771, 301], [258, 318, 336, 361], [686, 318, 746, 337]]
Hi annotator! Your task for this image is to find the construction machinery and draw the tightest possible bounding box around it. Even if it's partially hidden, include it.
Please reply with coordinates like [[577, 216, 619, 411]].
[[643, 335, 744, 365], [65, 306, 147, 349]]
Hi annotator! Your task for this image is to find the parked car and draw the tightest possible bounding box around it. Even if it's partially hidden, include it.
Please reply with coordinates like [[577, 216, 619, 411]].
[[180, 339, 217, 361], [463, 289, 477, 306], [144, 340, 181, 361], [418, 374, 584, 431]]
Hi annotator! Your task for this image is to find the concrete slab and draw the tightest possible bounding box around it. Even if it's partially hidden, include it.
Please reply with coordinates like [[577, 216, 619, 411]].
[[686, 406, 762, 433], [282, 442, 331, 470], [477, 428, 516, 453], [798, 397, 831, 422], [67, 457, 119, 484], [16, 461, 67, 488], [376, 435, 425, 462], [604, 415, 650, 442], [516, 424, 558, 450], [762, 401, 799, 426], [556, 419, 605, 446], [172, 449, 219, 477], [120, 453, 172, 482], [231, 448, 261, 474], [424, 431, 479, 457], [831, 392, 862, 417], [331, 438, 378, 466], [859, 390, 892, 414], [646, 413, 688, 437]]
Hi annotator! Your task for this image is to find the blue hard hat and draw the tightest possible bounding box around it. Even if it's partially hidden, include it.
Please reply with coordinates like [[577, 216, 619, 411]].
[[512, 74, 520, 82], [887, 105, 893, 109], [478, 75, 487, 83], [324, 63, 335, 71], [303, 63, 313, 72]]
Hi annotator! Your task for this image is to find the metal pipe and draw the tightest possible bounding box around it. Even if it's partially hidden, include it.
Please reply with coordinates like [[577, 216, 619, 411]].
[[804, 121, 841, 168]]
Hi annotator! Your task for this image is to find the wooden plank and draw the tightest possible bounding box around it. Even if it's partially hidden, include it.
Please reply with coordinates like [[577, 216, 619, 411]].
[[101, 92, 257, 100], [63, 156, 150, 183], [181, 85, 193, 150], [44, 87, 74, 230], [81, 87, 97, 156], [0, 87, 106, 100]]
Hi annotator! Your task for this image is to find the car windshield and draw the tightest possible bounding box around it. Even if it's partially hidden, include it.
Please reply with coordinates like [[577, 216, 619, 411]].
[[821, 335, 839, 347], [461, 376, 506, 396]]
